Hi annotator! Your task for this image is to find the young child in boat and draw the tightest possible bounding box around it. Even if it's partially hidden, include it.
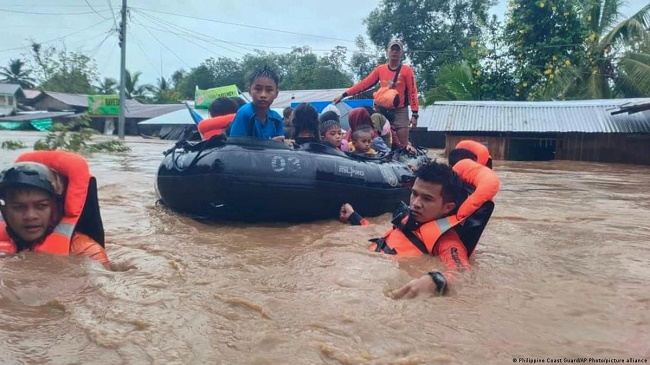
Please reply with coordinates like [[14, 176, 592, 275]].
[[348, 126, 377, 157], [319, 119, 343, 150], [228, 66, 284, 141]]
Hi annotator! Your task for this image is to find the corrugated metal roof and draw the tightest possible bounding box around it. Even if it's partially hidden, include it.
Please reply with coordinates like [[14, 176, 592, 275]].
[[124, 103, 185, 119], [23, 89, 42, 100], [0, 83, 22, 95], [0, 111, 73, 121], [422, 98, 650, 133]]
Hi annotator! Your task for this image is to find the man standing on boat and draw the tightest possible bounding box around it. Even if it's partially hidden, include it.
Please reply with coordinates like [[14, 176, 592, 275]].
[[333, 39, 419, 148]]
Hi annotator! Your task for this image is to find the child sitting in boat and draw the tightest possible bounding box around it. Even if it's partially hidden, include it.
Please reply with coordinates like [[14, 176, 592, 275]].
[[348, 126, 377, 157], [197, 97, 240, 140], [290, 103, 321, 145], [319, 119, 343, 150], [228, 66, 284, 141]]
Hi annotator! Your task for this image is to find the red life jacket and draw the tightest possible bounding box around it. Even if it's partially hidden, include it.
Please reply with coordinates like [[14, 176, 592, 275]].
[[0, 151, 95, 255], [198, 114, 236, 140]]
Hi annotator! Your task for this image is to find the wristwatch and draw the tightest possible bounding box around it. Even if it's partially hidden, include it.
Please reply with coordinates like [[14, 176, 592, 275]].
[[427, 271, 447, 295], [412, 112, 419, 119]]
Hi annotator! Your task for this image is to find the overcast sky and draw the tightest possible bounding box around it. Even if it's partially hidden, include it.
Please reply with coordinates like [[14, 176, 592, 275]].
[[0, 0, 647, 86]]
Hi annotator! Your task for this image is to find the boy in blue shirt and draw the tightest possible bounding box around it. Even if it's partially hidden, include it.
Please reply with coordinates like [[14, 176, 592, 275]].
[[229, 66, 284, 141]]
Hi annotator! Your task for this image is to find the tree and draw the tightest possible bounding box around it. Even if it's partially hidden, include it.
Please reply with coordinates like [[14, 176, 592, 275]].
[[94, 77, 118, 95], [29, 42, 98, 94], [546, 1, 650, 99], [124, 70, 152, 102], [151, 77, 181, 104], [176, 64, 217, 99], [0, 58, 36, 88], [364, 0, 496, 90], [349, 36, 383, 82], [504, 0, 587, 100]]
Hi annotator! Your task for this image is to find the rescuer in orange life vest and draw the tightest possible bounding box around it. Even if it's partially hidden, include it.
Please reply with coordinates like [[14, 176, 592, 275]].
[[340, 143, 499, 298], [0, 151, 109, 268]]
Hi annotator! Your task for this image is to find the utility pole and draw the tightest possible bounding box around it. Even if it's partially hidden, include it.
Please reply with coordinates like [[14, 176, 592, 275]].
[[118, 0, 127, 139]]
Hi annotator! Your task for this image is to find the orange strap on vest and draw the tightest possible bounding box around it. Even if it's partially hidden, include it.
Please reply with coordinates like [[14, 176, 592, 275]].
[[0, 151, 91, 255], [455, 140, 491, 167], [369, 216, 460, 257], [198, 114, 236, 140]]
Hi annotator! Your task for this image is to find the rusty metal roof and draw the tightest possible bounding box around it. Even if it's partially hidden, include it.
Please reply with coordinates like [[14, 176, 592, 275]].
[[421, 99, 650, 133]]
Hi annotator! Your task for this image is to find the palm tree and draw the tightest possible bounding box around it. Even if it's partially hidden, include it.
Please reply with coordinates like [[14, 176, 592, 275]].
[[544, 1, 650, 99], [151, 77, 181, 104], [94, 77, 118, 95], [125, 70, 153, 102], [0, 59, 36, 88], [424, 62, 481, 104]]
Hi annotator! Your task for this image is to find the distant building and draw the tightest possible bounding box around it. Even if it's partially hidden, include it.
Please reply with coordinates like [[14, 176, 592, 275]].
[[0, 83, 25, 116], [419, 99, 650, 166]]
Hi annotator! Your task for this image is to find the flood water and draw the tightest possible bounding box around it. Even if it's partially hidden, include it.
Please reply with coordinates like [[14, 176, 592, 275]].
[[1, 131, 649, 365]]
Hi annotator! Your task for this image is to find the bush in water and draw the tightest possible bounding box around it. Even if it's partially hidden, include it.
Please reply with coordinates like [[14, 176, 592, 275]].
[[34, 115, 130, 153]]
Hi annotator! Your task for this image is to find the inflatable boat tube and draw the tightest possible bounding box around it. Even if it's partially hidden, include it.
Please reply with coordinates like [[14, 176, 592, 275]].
[[155, 137, 430, 222]]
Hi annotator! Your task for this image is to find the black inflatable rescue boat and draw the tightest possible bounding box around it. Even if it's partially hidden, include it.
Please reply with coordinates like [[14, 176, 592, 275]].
[[155, 137, 430, 222]]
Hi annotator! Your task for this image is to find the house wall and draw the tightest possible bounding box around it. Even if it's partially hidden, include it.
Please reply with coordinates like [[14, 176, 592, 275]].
[[558, 133, 650, 165], [444, 133, 650, 166]]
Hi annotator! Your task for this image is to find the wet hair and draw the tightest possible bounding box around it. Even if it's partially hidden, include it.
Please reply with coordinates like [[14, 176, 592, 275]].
[[319, 119, 341, 135], [230, 96, 247, 109], [448, 148, 477, 167], [415, 160, 465, 204], [283, 107, 293, 119], [248, 65, 279, 88], [208, 97, 240, 118], [292, 103, 320, 138], [351, 125, 373, 142], [319, 110, 340, 123]]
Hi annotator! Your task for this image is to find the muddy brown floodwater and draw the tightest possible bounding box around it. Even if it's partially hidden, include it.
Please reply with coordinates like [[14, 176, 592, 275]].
[[0, 131, 649, 365]]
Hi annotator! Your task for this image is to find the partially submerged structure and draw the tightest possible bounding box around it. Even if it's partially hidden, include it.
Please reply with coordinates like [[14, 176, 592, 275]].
[[419, 99, 650, 165]]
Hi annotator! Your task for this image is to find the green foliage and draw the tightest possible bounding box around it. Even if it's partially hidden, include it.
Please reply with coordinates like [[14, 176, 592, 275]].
[[125, 70, 153, 102], [1, 140, 27, 150], [34, 115, 130, 153], [95, 77, 118, 95], [364, 0, 496, 90], [29, 42, 98, 94], [0, 58, 36, 88], [173, 46, 353, 99], [505, 0, 588, 100]]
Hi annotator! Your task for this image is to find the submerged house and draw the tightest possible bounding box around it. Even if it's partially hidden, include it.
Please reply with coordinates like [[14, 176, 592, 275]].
[[419, 99, 650, 165]]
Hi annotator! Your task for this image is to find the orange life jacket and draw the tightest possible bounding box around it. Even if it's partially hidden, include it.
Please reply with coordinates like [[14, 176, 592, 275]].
[[198, 114, 236, 140], [370, 215, 460, 256], [0, 151, 93, 255], [371, 158, 500, 257], [455, 140, 492, 168]]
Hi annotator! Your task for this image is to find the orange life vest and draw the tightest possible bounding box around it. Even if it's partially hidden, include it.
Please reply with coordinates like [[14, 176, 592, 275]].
[[455, 140, 492, 167], [0, 151, 92, 255], [371, 158, 500, 257], [198, 114, 236, 140], [370, 215, 460, 256]]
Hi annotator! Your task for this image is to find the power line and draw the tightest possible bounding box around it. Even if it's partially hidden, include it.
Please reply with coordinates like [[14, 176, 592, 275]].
[[131, 6, 356, 44], [129, 30, 163, 79], [132, 10, 250, 55], [135, 19, 191, 68], [106, 0, 118, 30], [0, 18, 113, 53], [84, 0, 110, 20], [0, 8, 111, 15]]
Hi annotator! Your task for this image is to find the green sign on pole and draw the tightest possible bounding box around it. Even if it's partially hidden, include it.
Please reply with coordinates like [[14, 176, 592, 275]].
[[88, 95, 120, 115], [194, 85, 239, 109]]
